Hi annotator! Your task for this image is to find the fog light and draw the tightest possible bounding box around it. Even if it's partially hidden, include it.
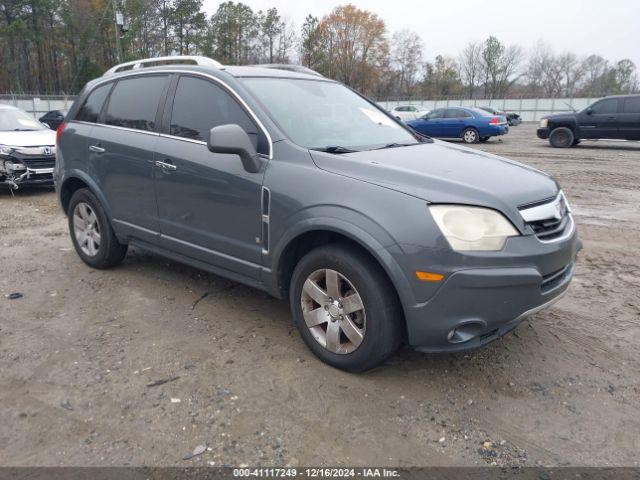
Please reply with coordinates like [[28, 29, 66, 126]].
[[447, 322, 484, 344]]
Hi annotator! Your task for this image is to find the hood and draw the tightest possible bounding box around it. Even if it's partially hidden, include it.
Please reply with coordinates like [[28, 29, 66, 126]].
[[544, 112, 576, 121], [309, 140, 559, 220], [0, 129, 56, 148]]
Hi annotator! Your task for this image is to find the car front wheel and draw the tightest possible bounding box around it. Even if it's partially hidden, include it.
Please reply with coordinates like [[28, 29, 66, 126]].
[[289, 244, 403, 372], [462, 128, 479, 144], [549, 127, 574, 148]]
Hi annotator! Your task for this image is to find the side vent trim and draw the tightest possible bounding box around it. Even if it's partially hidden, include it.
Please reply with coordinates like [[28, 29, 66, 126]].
[[261, 187, 271, 254]]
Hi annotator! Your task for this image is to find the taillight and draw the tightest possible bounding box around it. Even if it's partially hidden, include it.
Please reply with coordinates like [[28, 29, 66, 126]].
[[56, 121, 67, 142], [489, 116, 500, 125]]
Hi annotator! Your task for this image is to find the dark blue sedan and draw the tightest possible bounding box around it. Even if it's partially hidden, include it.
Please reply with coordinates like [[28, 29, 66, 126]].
[[406, 107, 509, 144]]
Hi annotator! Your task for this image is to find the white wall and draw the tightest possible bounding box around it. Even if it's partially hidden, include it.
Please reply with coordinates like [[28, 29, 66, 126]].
[[378, 97, 601, 122]]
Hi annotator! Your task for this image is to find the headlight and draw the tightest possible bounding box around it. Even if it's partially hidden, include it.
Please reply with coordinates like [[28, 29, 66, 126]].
[[0, 145, 15, 156], [429, 205, 519, 251], [540, 118, 548, 128]]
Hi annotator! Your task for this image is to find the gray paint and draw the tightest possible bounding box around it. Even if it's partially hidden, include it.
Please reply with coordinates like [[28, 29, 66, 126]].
[[55, 64, 580, 352]]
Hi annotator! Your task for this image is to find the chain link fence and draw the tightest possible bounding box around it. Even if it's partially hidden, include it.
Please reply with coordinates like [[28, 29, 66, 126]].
[[0, 94, 77, 119]]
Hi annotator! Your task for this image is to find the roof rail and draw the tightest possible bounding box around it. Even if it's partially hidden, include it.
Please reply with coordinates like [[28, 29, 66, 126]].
[[250, 64, 324, 77], [104, 56, 224, 76]]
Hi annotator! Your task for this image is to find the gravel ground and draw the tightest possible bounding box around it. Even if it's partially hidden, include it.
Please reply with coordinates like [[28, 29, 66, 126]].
[[1, 123, 639, 467]]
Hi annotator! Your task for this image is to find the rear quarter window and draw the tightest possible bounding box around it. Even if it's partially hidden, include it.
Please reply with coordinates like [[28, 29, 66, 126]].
[[75, 83, 112, 123], [623, 97, 640, 113], [104, 75, 168, 132]]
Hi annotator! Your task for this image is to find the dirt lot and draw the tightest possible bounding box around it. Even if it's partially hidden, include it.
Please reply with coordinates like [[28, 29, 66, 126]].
[[1, 123, 639, 467]]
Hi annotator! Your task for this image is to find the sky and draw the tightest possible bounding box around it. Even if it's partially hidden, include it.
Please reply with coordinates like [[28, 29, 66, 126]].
[[201, 0, 640, 68]]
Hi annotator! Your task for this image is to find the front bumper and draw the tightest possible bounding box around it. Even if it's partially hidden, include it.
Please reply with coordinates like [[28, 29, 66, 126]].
[[400, 223, 581, 353], [537, 127, 550, 139], [1, 167, 54, 188]]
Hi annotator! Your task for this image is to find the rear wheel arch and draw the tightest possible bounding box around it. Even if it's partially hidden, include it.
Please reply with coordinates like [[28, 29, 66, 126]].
[[60, 176, 90, 214], [60, 173, 112, 219]]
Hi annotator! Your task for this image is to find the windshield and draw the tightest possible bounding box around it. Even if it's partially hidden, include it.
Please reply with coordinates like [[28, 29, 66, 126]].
[[0, 108, 46, 132], [241, 78, 418, 150]]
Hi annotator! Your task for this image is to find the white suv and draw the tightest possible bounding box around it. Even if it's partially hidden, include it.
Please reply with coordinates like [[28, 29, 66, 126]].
[[0, 104, 56, 189]]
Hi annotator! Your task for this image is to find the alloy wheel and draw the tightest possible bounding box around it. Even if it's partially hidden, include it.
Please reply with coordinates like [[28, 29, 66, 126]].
[[73, 202, 101, 256], [463, 129, 478, 143], [300, 269, 366, 354]]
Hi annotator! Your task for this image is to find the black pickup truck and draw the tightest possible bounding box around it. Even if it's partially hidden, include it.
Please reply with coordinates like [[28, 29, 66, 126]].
[[537, 94, 640, 147]]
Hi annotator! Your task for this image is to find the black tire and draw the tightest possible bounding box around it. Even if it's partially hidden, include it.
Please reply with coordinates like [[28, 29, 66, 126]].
[[289, 243, 403, 372], [479, 136, 489, 143], [549, 127, 574, 148], [462, 127, 479, 144], [67, 188, 127, 269]]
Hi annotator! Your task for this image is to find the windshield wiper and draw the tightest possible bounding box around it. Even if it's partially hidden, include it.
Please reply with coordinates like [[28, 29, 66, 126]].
[[13, 128, 37, 131], [310, 145, 359, 154], [373, 142, 418, 150]]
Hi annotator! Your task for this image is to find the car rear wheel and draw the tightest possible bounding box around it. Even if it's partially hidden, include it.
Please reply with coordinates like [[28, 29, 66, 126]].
[[68, 188, 128, 269], [549, 127, 574, 148], [462, 128, 479, 144], [289, 244, 403, 372]]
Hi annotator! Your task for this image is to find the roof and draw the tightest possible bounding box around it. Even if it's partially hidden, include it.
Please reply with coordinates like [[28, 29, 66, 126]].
[[102, 56, 326, 82]]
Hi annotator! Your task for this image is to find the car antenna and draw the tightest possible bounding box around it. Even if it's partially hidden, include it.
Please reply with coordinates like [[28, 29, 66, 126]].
[[562, 101, 576, 112]]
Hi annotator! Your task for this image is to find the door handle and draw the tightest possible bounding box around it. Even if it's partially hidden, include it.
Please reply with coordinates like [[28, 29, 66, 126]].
[[155, 160, 177, 171], [89, 145, 105, 153]]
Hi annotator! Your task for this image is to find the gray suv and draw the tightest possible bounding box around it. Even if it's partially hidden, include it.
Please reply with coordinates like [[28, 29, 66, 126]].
[[55, 56, 581, 372]]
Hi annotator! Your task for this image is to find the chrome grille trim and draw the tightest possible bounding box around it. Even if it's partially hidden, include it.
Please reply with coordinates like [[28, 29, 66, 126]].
[[519, 191, 569, 223], [519, 191, 575, 243]]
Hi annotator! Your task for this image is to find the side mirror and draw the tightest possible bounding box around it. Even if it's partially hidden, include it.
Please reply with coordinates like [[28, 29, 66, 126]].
[[207, 124, 261, 173], [586, 107, 593, 115]]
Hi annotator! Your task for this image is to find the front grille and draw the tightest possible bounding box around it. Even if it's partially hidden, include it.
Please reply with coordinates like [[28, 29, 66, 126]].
[[519, 192, 572, 242], [541, 262, 574, 293], [528, 214, 570, 241], [18, 156, 56, 169]]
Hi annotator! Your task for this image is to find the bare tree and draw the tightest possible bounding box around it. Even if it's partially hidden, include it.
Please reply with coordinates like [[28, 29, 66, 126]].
[[458, 41, 482, 98], [390, 29, 423, 98]]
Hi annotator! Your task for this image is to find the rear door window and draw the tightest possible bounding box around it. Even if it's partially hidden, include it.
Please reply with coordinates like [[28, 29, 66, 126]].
[[623, 97, 640, 113], [169, 75, 267, 154], [425, 109, 443, 119], [104, 75, 168, 132], [445, 108, 470, 118], [75, 83, 112, 123]]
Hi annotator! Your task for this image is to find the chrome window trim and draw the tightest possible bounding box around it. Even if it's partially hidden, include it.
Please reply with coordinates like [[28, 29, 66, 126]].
[[70, 120, 160, 137], [76, 69, 273, 159], [159, 133, 206, 145], [158, 133, 270, 159]]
